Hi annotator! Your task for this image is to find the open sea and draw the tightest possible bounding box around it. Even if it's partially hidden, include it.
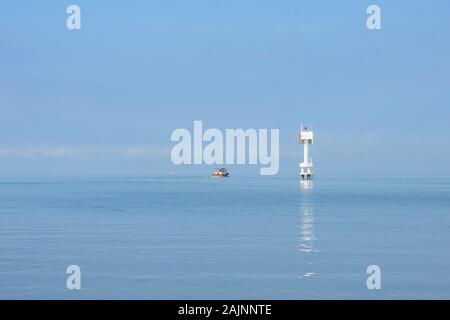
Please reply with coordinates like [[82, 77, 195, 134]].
[[0, 175, 449, 299]]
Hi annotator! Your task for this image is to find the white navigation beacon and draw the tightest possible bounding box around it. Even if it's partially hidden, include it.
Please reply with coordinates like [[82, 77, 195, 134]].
[[299, 124, 314, 182]]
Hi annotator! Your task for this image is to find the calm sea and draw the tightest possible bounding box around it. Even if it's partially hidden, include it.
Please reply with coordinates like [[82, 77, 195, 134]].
[[0, 175, 449, 299]]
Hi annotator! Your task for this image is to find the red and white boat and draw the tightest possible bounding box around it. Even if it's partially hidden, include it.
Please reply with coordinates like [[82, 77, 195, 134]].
[[211, 167, 229, 178]]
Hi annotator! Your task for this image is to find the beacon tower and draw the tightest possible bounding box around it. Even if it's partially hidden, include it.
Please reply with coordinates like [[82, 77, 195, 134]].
[[299, 125, 314, 182]]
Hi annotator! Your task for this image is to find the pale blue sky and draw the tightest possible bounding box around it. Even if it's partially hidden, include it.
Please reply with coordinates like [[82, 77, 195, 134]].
[[1, 1, 449, 175]]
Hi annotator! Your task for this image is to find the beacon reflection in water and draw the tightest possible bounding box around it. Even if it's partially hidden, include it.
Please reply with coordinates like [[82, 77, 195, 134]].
[[298, 188, 317, 253]]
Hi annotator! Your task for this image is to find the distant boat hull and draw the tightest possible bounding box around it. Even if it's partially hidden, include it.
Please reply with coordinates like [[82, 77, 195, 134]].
[[211, 173, 229, 177]]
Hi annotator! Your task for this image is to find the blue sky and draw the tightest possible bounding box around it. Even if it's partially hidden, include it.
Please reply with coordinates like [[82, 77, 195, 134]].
[[1, 1, 449, 175]]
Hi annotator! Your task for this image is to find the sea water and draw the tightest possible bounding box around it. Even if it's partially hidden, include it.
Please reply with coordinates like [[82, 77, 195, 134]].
[[0, 175, 449, 299]]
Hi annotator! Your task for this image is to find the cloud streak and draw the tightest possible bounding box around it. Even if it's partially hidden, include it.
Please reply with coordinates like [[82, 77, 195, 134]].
[[0, 146, 170, 159], [0, 147, 76, 159]]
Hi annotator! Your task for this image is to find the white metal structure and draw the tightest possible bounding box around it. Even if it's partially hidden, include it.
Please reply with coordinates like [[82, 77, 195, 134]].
[[299, 125, 314, 182]]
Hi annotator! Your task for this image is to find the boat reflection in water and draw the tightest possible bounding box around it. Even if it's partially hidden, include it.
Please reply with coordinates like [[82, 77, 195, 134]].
[[297, 182, 318, 279]]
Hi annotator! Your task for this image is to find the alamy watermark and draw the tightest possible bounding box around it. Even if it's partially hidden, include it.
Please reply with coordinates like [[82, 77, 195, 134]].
[[66, 5, 81, 30], [171, 121, 279, 175], [66, 265, 81, 290], [367, 5, 382, 30], [64, 5, 381, 31], [366, 265, 381, 290]]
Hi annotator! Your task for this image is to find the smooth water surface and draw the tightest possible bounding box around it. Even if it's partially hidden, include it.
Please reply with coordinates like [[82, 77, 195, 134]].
[[1, 176, 449, 299]]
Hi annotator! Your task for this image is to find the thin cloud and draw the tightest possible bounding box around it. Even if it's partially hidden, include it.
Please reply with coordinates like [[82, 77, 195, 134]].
[[0, 147, 76, 159], [0, 146, 170, 159]]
